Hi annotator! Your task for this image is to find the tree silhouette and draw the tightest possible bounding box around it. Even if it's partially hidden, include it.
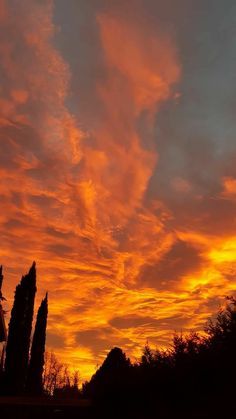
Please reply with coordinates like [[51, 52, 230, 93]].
[[80, 298, 236, 417], [4, 262, 37, 394], [54, 370, 81, 399], [83, 347, 131, 402], [27, 293, 48, 395], [0, 266, 7, 391], [43, 351, 79, 396], [0, 266, 7, 342]]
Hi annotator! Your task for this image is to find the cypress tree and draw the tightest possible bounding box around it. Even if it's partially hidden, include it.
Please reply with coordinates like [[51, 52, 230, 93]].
[[27, 293, 48, 395], [0, 265, 7, 341], [5, 262, 37, 394]]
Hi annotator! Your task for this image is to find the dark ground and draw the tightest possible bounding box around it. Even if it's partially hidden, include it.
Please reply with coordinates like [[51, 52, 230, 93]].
[[0, 397, 235, 419]]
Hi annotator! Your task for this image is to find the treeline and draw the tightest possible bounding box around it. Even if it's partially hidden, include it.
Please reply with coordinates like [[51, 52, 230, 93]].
[[0, 263, 80, 398], [82, 297, 236, 415], [43, 351, 79, 397], [0, 263, 48, 395]]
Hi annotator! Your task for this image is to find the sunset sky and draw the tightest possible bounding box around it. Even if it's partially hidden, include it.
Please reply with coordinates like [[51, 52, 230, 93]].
[[1, 0, 236, 380]]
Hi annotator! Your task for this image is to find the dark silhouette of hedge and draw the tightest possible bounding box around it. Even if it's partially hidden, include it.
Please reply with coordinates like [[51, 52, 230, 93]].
[[82, 298, 236, 416]]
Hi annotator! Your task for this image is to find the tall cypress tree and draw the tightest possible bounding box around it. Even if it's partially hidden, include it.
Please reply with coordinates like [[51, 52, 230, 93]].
[[27, 293, 48, 395], [0, 265, 7, 341], [5, 262, 37, 394]]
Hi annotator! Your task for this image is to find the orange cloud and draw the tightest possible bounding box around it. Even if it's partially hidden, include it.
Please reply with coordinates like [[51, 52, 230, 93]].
[[222, 177, 236, 197], [97, 13, 180, 114]]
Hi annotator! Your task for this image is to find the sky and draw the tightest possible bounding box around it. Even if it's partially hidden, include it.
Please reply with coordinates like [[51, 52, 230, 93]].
[[1, 0, 236, 380]]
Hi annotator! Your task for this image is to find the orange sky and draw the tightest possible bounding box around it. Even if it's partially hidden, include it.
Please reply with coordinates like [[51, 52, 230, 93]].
[[1, 0, 236, 381]]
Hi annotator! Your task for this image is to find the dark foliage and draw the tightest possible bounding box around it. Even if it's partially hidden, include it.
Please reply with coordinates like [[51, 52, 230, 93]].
[[27, 293, 48, 395], [53, 370, 81, 399], [0, 266, 7, 342], [43, 351, 80, 396], [83, 347, 131, 404], [82, 298, 236, 416], [4, 262, 37, 394]]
